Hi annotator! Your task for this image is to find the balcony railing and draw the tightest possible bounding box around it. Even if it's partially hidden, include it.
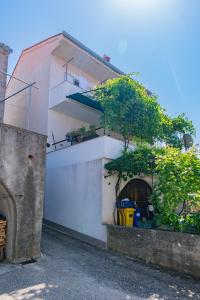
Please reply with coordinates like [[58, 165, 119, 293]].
[[46, 126, 125, 153], [64, 72, 94, 91], [49, 79, 87, 108], [47, 127, 105, 153], [49, 73, 96, 109]]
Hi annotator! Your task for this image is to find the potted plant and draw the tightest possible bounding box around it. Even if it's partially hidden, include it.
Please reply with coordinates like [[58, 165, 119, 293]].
[[82, 125, 98, 141], [66, 129, 81, 144], [65, 125, 98, 145]]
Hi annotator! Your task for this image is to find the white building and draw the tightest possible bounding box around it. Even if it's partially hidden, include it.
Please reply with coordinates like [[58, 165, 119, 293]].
[[5, 32, 153, 246], [4, 32, 132, 246]]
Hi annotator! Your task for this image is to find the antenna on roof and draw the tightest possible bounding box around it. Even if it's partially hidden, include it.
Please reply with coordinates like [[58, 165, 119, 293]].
[[183, 133, 193, 150], [62, 57, 74, 81]]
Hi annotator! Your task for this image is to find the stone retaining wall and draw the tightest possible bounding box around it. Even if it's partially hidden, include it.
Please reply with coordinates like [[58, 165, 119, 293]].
[[0, 123, 46, 263], [107, 225, 200, 279]]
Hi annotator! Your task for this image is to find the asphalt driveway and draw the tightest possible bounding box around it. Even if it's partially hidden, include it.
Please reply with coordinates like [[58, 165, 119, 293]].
[[0, 228, 199, 300]]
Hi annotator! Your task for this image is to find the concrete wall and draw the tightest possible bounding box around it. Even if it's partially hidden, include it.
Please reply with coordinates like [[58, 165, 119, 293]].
[[45, 136, 126, 242], [107, 225, 200, 279], [0, 123, 46, 263], [45, 136, 153, 246], [46, 135, 125, 168], [0, 43, 12, 121], [45, 159, 106, 241]]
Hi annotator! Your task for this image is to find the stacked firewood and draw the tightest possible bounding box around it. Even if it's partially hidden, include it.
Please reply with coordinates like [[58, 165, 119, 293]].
[[0, 219, 6, 261]]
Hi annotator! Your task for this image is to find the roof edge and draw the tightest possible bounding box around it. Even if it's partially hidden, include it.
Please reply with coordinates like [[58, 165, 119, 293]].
[[22, 31, 124, 75], [7, 31, 125, 88], [62, 31, 124, 75], [22, 33, 62, 53], [6, 33, 62, 89]]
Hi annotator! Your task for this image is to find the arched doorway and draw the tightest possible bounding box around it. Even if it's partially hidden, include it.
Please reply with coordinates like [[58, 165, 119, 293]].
[[119, 179, 152, 219], [0, 182, 17, 262]]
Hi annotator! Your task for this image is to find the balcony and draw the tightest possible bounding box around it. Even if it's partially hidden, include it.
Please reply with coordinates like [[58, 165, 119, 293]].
[[46, 135, 126, 167], [49, 79, 86, 109], [47, 125, 126, 153], [45, 135, 129, 243], [49, 80, 102, 124]]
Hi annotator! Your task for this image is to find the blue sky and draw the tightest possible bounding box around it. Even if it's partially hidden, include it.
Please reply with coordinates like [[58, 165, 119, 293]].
[[1, 0, 200, 141]]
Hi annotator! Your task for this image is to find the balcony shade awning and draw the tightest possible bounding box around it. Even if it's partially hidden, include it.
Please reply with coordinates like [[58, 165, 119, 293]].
[[67, 93, 103, 112]]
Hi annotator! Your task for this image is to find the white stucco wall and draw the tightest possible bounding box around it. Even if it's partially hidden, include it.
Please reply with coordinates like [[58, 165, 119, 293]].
[[48, 110, 90, 145], [45, 158, 106, 242], [4, 36, 61, 134], [45, 136, 152, 243], [4, 36, 100, 136], [46, 136, 125, 167], [45, 136, 126, 242], [4, 33, 119, 139]]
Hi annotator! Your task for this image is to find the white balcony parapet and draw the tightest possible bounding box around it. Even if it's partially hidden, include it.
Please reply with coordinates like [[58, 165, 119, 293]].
[[49, 80, 86, 109], [49, 79, 101, 124], [46, 135, 133, 168]]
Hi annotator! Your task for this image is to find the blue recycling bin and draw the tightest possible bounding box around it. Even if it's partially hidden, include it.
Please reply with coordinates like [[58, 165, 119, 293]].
[[134, 208, 142, 227]]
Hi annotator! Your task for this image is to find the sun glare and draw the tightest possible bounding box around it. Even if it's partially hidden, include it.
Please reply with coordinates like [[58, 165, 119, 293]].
[[114, 0, 164, 12]]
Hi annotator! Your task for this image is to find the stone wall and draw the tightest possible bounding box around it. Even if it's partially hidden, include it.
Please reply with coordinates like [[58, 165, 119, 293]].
[[0, 43, 12, 121], [107, 225, 200, 279], [0, 123, 46, 263]]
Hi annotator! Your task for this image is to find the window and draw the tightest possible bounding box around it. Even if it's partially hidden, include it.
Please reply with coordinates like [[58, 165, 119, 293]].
[[73, 77, 79, 87]]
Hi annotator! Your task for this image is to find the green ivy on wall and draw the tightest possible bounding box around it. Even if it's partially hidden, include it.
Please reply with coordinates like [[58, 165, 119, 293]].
[[105, 146, 200, 232], [95, 75, 199, 232], [152, 147, 200, 232], [94, 75, 195, 149]]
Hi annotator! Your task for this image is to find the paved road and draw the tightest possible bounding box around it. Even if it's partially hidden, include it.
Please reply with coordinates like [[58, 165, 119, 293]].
[[0, 228, 199, 300]]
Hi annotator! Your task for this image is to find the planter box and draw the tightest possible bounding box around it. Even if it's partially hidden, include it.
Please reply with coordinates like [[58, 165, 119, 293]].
[[107, 225, 200, 279]]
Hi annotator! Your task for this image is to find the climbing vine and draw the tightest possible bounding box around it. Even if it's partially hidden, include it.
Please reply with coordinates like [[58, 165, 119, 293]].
[[105, 147, 156, 197], [95, 74, 199, 232], [152, 147, 200, 231], [94, 75, 195, 149], [105, 147, 200, 232]]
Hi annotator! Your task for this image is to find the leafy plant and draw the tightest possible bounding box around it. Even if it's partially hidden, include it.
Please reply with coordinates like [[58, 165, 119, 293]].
[[66, 129, 82, 143], [105, 146, 156, 197], [96, 75, 199, 232], [86, 125, 96, 138], [161, 113, 195, 149], [105, 146, 200, 232], [78, 126, 86, 137], [94, 75, 195, 150], [66, 125, 97, 144], [106, 146, 155, 179], [94, 75, 164, 148], [184, 214, 200, 231], [151, 147, 200, 231]]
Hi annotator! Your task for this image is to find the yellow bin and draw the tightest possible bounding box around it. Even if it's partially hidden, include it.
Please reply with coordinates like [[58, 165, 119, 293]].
[[118, 208, 134, 227]]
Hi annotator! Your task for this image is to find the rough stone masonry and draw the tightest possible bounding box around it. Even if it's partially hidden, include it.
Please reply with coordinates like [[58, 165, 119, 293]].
[[0, 43, 46, 263], [0, 123, 46, 263], [107, 224, 200, 279]]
